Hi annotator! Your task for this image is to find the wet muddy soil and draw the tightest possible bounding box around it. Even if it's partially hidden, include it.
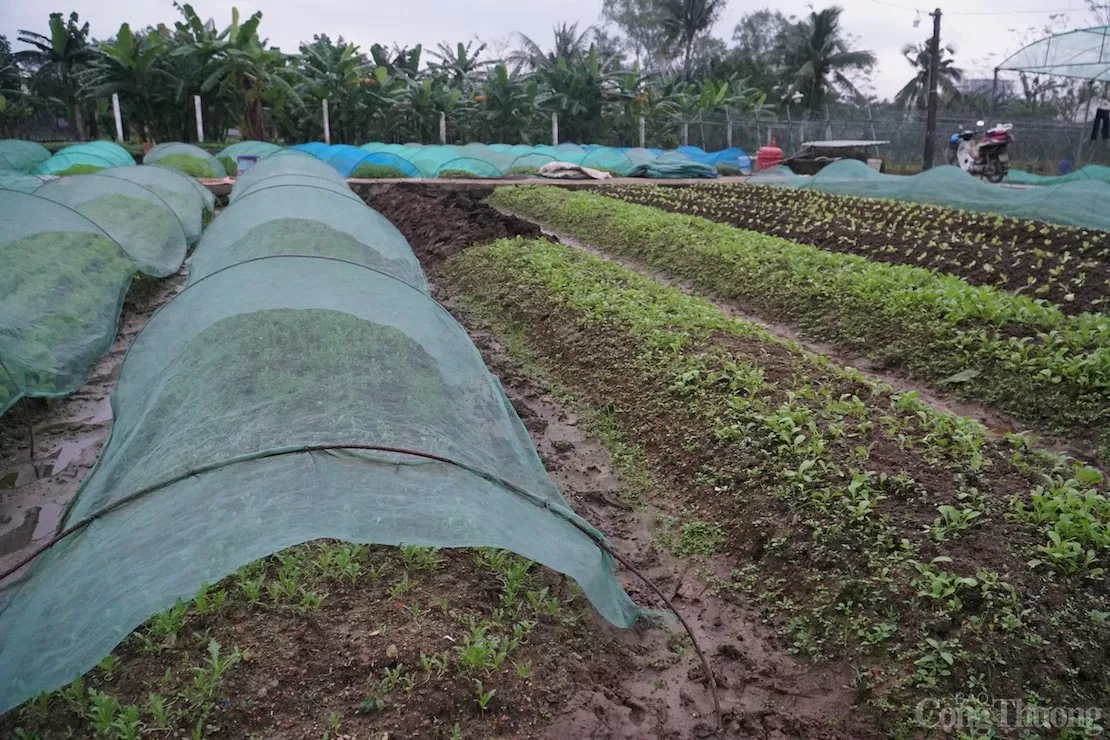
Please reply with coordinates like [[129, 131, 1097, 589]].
[[0, 272, 185, 578]]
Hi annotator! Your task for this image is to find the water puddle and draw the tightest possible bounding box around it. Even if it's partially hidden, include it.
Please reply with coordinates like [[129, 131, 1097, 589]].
[[0, 438, 93, 490], [0, 506, 39, 557]]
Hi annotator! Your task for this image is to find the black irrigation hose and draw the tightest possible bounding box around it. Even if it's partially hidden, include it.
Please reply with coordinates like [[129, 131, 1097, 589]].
[[0, 443, 721, 727]]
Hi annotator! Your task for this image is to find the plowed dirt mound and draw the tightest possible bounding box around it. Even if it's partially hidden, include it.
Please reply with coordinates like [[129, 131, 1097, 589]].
[[363, 184, 541, 266]]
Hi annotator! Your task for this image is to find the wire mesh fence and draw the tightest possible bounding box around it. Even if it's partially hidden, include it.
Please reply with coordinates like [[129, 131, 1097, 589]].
[[669, 109, 1110, 174]]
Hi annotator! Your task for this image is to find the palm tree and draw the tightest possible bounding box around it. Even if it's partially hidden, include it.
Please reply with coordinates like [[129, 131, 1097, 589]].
[[429, 41, 495, 87], [656, 0, 728, 79], [509, 23, 595, 72], [781, 6, 875, 111], [894, 40, 963, 111], [16, 12, 94, 139]]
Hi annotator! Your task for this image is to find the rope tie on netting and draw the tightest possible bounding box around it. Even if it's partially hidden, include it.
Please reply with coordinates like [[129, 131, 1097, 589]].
[[0, 442, 721, 728]]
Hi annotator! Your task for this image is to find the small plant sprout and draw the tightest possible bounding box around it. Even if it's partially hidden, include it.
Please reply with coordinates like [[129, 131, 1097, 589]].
[[400, 544, 444, 572], [473, 680, 496, 711], [97, 654, 120, 680]]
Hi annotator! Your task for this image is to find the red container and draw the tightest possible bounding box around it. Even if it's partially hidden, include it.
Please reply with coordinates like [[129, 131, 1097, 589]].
[[756, 146, 783, 172]]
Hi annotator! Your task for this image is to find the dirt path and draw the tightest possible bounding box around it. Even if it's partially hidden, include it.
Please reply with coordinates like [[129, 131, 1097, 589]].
[[365, 184, 883, 739], [0, 272, 185, 581]]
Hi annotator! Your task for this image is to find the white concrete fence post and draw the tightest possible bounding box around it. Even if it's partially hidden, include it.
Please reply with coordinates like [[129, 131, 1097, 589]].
[[193, 95, 204, 142], [112, 93, 124, 143], [322, 98, 331, 144]]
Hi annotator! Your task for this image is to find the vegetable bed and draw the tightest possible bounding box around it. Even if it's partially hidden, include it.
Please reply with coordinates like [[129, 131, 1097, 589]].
[[489, 187, 1110, 458], [602, 183, 1110, 315], [446, 236, 1110, 735], [0, 232, 135, 411]]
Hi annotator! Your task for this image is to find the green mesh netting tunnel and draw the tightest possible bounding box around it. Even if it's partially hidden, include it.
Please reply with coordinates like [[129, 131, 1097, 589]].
[[96, 165, 212, 245], [751, 159, 1110, 232], [188, 184, 427, 292], [0, 182, 641, 712], [0, 140, 50, 173], [0, 192, 137, 415], [33, 175, 187, 276], [145, 142, 227, 179]]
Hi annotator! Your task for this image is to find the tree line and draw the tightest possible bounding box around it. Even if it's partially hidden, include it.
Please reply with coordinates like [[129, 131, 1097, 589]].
[[0, 0, 1082, 146]]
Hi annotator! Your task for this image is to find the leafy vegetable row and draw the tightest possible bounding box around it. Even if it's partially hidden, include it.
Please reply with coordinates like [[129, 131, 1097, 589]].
[[489, 186, 1110, 458], [445, 236, 1110, 734], [602, 183, 1110, 315]]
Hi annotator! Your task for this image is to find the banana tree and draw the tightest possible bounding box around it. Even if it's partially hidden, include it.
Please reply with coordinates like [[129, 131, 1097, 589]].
[[16, 12, 94, 140], [397, 73, 464, 143], [476, 63, 538, 143], [82, 23, 172, 140], [188, 8, 304, 140], [295, 35, 371, 142], [0, 36, 30, 136], [534, 46, 628, 143], [683, 76, 767, 148]]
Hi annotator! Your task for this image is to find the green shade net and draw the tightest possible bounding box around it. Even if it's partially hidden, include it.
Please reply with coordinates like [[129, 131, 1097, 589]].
[[33, 176, 187, 276], [0, 192, 136, 415], [188, 185, 428, 292], [34, 142, 135, 174], [0, 173, 47, 193], [0, 240, 640, 712], [144, 142, 227, 177], [581, 147, 635, 176], [97, 166, 210, 245], [217, 140, 283, 161], [230, 152, 347, 202], [627, 161, 718, 179], [508, 153, 557, 173], [458, 143, 493, 158], [33, 150, 116, 175], [233, 174, 361, 204], [0, 140, 50, 172], [752, 160, 1110, 231], [434, 157, 503, 178], [409, 146, 462, 177], [1007, 164, 1110, 186], [77, 141, 135, 167]]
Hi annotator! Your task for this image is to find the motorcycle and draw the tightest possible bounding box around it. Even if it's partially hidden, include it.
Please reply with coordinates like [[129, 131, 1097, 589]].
[[946, 120, 1014, 183]]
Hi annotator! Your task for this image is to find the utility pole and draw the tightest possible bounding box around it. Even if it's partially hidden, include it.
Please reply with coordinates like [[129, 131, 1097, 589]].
[[922, 8, 942, 170]]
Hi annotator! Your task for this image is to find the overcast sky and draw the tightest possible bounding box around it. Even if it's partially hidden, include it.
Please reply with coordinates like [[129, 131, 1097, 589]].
[[0, 0, 1091, 99]]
